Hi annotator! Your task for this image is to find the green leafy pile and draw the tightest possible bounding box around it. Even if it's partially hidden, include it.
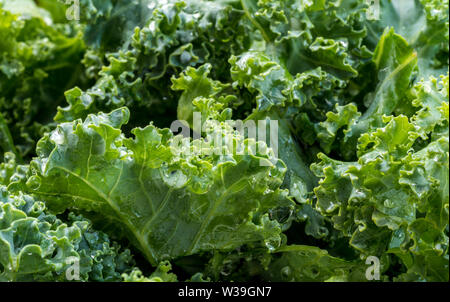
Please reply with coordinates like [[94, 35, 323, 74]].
[[0, 0, 448, 282]]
